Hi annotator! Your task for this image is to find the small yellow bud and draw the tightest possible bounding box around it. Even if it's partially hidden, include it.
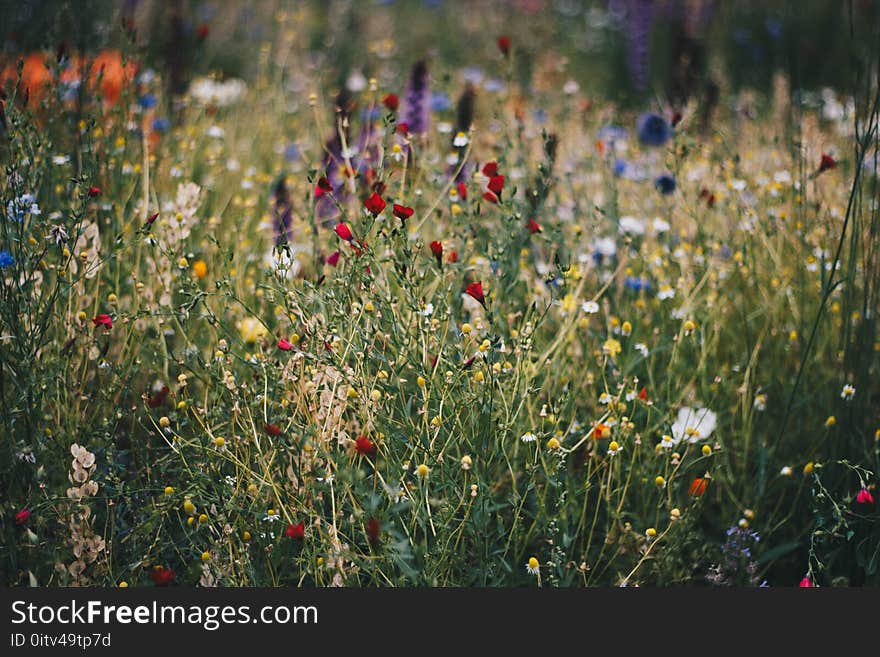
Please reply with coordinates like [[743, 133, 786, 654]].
[[119, 581, 128, 588], [164, 486, 174, 495], [242, 531, 251, 542], [701, 445, 712, 456], [417, 376, 426, 387], [646, 527, 657, 538], [654, 476, 666, 487], [201, 551, 211, 562], [803, 462, 814, 475], [547, 437, 561, 450], [183, 500, 196, 516], [198, 513, 208, 524], [214, 437, 226, 448], [159, 416, 170, 428], [416, 464, 429, 479], [364, 301, 375, 313]]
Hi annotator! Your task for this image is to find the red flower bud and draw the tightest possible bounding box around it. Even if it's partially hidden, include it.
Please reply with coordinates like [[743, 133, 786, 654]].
[[150, 566, 175, 587], [354, 436, 376, 456], [526, 218, 541, 234], [497, 36, 511, 56], [457, 181, 468, 200], [366, 517, 381, 544], [447, 250, 459, 263], [87, 186, 101, 197], [91, 314, 113, 330], [334, 222, 354, 242], [285, 521, 305, 540], [382, 93, 399, 111], [325, 251, 340, 267], [487, 175, 505, 196], [277, 339, 293, 351], [15, 508, 31, 525], [430, 240, 443, 266], [264, 423, 283, 437], [393, 204, 414, 221], [818, 153, 836, 173], [315, 176, 333, 196], [146, 212, 159, 225], [482, 161, 499, 178], [465, 281, 485, 306], [363, 192, 387, 216]]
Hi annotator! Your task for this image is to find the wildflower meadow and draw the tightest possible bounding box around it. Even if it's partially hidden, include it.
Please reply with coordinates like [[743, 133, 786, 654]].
[[1, 0, 879, 589]]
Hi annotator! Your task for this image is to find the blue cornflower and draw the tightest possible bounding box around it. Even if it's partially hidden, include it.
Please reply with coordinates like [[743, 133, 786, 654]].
[[6, 194, 41, 222], [152, 117, 171, 132], [429, 92, 451, 113], [624, 276, 651, 292], [138, 93, 157, 109], [636, 113, 672, 147], [613, 159, 628, 177], [0, 250, 14, 268], [654, 173, 676, 195]]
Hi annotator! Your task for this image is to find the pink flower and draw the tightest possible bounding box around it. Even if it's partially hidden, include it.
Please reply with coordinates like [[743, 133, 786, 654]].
[[15, 508, 31, 525], [277, 339, 293, 351], [856, 487, 874, 505], [799, 576, 814, 588]]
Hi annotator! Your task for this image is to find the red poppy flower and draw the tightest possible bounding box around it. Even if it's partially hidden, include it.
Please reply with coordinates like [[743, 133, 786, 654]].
[[334, 222, 354, 242], [817, 153, 836, 175], [397, 122, 410, 136], [457, 181, 468, 200], [264, 423, 283, 437], [277, 339, 293, 351], [856, 487, 874, 505], [315, 176, 333, 196], [638, 386, 648, 401], [87, 186, 101, 197], [487, 175, 505, 196], [364, 192, 386, 216], [354, 436, 376, 456], [285, 521, 305, 540], [148, 385, 170, 408], [150, 566, 175, 587], [465, 281, 485, 306], [430, 240, 443, 266], [497, 36, 511, 56], [393, 204, 414, 221], [325, 251, 341, 267], [447, 250, 459, 263], [799, 576, 814, 588], [689, 477, 708, 497], [526, 218, 541, 234], [15, 508, 31, 525], [366, 517, 381, 543], [482, 161, 499, 177], [92, 314, 113, 330], [382, 93, 399, 111], [482, 191, 499, 204]]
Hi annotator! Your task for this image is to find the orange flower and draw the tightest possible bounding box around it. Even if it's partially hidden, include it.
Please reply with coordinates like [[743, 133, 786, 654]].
[[1, 53, 51, 105], [689, 477, 708, 497], [89, 49, 137, 106]]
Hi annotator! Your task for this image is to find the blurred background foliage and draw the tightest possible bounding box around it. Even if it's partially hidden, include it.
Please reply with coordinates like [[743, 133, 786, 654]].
[[2, 0, 878, 105]]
